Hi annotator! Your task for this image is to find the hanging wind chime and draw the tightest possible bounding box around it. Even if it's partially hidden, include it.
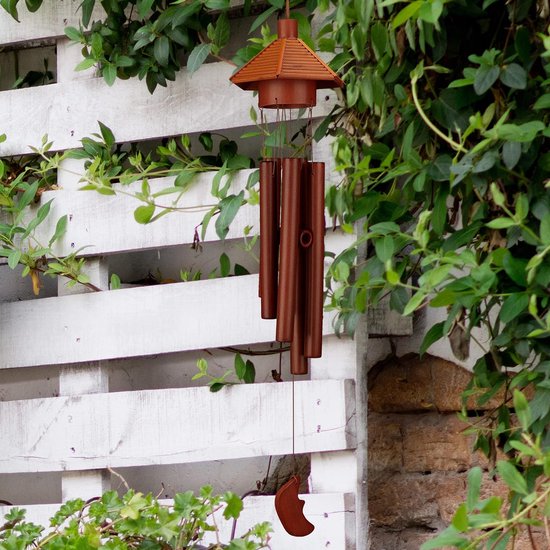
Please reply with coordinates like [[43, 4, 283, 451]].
[[230, 0, 343, 538]]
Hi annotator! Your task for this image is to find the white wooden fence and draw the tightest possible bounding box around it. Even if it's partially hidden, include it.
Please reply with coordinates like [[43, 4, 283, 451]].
[[0, 3, 368, 548]]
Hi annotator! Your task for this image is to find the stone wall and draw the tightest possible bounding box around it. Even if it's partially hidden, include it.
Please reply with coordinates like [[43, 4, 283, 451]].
[[367, 353, 543, 550]]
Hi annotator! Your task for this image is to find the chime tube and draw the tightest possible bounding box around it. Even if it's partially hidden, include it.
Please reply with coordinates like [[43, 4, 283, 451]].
[[276, 158, 302, 342], [290, 279, 308, 374], [259, 159, 280, 318], [304, 162, 325, 358]]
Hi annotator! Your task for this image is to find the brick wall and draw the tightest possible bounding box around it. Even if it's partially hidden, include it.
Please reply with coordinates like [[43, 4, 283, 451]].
[[367, 353, 543, 550]]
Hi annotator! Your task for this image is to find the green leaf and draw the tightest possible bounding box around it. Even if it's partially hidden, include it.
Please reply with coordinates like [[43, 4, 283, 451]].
[[234, 353, 246, 380], [403, 290, 427, 316], [499, 63, 527, 89], [496, 461, 528, 495], [222, 492, 243, 520], [503, 252, 528, 287], [212, 12, 230, 49], [110, 273, 121, 290], [474, 64, 500, 95], [451, 503, 468, 532], [420, 528, 467, 550], [374, 235, 394, 262], [75, 57, 96, 71], [486, 217, 515, 229], [243, 360, 255, 383], [513, 390, 532, 431], [502, 141, 521, 170], [419, 321, 445, 356], [154, 35, 170, 67], [98, 121, 115, 148], [137, 0, 154, 17], [499, 293, 529, 323], [64, 26, 82, 42], [249, 5, 277, 33], [18, 181, 39, 210], [533, 94, 550, 110], [215, 191, 244, 240], [1, 0, 19, 20], [7, 249, 22, 269], [467, 467, 482, 511], [187, 43, 211, 74], [540, 217, 550, 245], [392, 1, 422, 28], [103, 64, 117, 86], [219, 252, 230, 277], [25, 0, 43, 12], [134, 204, 155, 224]]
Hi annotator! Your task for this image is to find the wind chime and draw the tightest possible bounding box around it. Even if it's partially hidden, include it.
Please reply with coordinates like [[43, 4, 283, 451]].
[[230, 1, 343, 538]]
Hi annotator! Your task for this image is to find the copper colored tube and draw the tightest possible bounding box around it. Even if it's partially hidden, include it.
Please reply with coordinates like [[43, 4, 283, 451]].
[[304, 162, 325, 358], [276, 158, 302, 342], [259, 160, 279, 318], [290, 253, 308, 375]]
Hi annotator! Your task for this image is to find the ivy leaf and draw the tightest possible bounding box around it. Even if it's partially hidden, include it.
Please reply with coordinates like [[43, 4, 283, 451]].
[[134, 204, 155, 224], [249, 5, 277, 33], [502, 141, 521, 170], [234, 353, 246, 380], [222, 492, 243, 520], [243, 360, 255, 383], [499, 293, 529, 323], [474, 65, 500, 95], [499, 63, 527, 89], [1, 0, 19, 20], [215, 191, 244, 240], [154, 36, 170, 67], [49, 215, 68, 246], [466, 467, 482, 511], [496, 461, 528, 495], [451, 503, 468, 532], [419, 321, 445, 356], [187, 43, 211, 74], [103, 64, 117, 86]]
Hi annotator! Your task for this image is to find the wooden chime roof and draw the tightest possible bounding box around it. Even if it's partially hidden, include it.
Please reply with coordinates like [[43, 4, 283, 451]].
[[230, 20, 344, 91]]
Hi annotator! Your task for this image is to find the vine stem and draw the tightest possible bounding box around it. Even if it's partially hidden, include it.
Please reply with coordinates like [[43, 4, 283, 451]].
[[410, 74, 468, 154]]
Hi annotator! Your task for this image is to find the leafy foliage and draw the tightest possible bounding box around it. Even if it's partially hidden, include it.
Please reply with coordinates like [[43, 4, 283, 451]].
[[0, 487, 272, 549]]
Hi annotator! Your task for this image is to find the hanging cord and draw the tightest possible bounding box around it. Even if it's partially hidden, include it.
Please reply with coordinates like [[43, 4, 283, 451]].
[[285, 0, 290, 19], [307, 107, 313, 161], [292, 372, 297, 473]]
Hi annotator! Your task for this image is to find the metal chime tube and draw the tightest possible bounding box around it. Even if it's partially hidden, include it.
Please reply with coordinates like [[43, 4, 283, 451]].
[[290, 161, 311, 375], [259, 159, 280, 318], [304, 162, 325, 358], [276, 157, 302, 342]]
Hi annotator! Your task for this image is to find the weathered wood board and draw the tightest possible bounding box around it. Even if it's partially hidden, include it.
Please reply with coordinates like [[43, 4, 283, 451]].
[[0, 380, 356, 473], [0, 492, 355, 549], [0, 62, 336, 156], [0, 275, 284, 368]]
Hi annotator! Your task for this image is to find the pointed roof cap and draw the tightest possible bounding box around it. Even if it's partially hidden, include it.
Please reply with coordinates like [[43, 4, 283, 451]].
[[230, 19, 343, 108]]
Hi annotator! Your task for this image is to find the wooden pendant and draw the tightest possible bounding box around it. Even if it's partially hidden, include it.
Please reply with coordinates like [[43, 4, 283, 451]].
[[274, 475, 315, 537]]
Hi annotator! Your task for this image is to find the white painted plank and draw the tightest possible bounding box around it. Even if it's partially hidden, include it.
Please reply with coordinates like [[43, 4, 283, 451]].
[[0, 379, 356, 473], [0, 493, 355, 549], [36, 171, 257, 257], [216, 493, 356, 549], [33, 166, 338, 257], [0, 62, 337, 156], [0, 1, 103, 47]]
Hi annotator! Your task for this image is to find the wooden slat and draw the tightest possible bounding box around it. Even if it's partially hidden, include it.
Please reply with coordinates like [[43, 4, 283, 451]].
[[0, 62, 336, 157], [0, 493, 355, 549], [0, 1, 101, 47], [0, 274, 344, 369], [37, 171, 257, 257], [32, 165, 336, 257], [0, 379, 356, 473]]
